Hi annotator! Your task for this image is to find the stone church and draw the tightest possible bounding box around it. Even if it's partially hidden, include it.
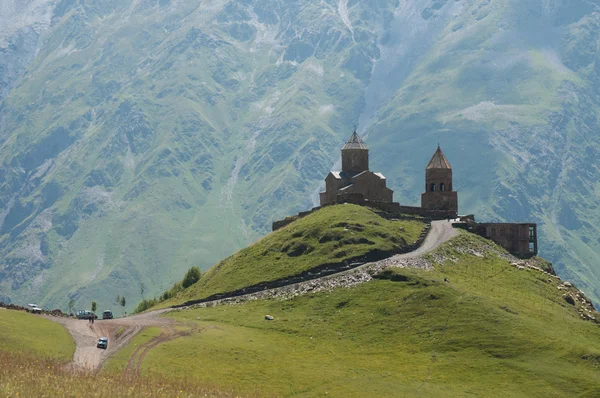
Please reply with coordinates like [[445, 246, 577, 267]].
[[319, 131, 393, 206], [319, 131, 459, 212], [288, 131, 537, 258]]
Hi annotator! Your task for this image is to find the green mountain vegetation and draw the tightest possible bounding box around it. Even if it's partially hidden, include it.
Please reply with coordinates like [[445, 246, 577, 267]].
[[143, 204, 425, 309], [110, 232, 600, 397], [1, 0, 600, 311]]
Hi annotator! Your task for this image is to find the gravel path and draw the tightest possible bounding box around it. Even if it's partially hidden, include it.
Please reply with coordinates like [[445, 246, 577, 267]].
[[48, 220, 458, 372]]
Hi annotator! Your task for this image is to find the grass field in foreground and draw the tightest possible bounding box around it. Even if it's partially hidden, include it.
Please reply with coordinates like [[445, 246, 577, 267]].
[[0, 351, 246, 398], [115, 233, 600, 397], [155, 204, 425, 308], [0, 310, 74, 361]]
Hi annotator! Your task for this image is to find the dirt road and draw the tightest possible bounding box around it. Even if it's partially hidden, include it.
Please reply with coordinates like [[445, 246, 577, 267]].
[[46, 309, 172, 372], [49, 220, 458, 373]]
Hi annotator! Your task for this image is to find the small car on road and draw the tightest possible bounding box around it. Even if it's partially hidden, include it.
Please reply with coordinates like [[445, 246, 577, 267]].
[[76, 310, 97, 320], [97, 337, 108, 350], [102, 310, 113, 320], [27, 304, 42, 314]]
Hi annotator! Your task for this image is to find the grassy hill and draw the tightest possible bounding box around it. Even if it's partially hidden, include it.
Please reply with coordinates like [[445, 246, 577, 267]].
[[0, 310, 74, 360], [115, 233, 600, 397], [146, 204, 426, 309]]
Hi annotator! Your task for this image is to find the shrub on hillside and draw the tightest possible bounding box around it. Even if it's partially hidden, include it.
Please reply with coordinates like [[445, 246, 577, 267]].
[[182, 266, 202, 288], [134, 298, 158, 314], [134, 267, 202, 313]]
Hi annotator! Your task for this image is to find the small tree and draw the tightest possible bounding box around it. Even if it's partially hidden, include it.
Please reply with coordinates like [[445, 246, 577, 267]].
[[120, 296, 126, 316], [115, 295, 121, 306], [140, 283, 146, 300], [67, 299, 75, 315], [182, 266, 202, 289], [91, 301, 97, 313]]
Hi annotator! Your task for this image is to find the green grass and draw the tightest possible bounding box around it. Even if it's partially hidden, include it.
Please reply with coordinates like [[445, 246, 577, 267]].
[[158, 204, 425, 307], [111, 233, 600, 397], [103, 327, 162, 373], [0, 310, 74, 361]]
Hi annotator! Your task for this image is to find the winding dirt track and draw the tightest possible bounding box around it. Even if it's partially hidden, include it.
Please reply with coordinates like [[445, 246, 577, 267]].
[[48, 220, 458, 373]]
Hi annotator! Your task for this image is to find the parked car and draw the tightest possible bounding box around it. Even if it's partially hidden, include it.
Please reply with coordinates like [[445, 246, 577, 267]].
[[102, 310, 113, 320], [76, 310, 97, 320], [27, 304, 42, 314], [97, 337, 108, 350]]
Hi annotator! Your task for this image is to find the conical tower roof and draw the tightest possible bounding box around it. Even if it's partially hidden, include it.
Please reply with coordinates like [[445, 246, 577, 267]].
[[342, 129, 368, 150], [426, 145, 452, 169]]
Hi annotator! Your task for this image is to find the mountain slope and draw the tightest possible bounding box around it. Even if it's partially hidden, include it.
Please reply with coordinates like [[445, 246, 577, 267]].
[[1, 0, 600, 309]]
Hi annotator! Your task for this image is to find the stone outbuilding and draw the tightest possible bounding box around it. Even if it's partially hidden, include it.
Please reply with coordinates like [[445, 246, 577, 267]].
[[421, 145, 458, 213], [474, 222, 538, 258], [319, 131, 393, 206]]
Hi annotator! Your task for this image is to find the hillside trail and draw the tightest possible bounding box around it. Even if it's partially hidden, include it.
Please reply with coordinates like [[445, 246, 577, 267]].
[[48, 220, 458, 373]]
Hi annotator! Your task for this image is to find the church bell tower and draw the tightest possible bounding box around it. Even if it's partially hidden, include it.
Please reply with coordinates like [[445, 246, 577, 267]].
[[341, 129, 369, 174], [421, 145, 458, 214]]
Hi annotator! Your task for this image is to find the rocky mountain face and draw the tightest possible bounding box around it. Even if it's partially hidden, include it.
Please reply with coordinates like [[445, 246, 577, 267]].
[[0, 0, 56, 101], [1, 0, 599, 310]]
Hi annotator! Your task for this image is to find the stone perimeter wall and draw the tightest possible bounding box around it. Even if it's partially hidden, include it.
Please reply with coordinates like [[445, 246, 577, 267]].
[[273, 193, 455, 232], [173, 221, 432, 309]]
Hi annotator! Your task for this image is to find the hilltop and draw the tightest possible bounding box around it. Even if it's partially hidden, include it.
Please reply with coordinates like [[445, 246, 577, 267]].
[[142, 204, 427, 309]]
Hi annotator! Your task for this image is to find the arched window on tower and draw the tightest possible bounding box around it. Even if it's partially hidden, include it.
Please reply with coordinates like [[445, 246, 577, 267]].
[[430, 183, 436, 192], [440, 183, 445, 192]]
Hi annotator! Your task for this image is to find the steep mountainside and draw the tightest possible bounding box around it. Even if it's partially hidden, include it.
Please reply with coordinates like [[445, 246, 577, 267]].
[[0, 0, 56, 102], [1, 0, 600, 309]]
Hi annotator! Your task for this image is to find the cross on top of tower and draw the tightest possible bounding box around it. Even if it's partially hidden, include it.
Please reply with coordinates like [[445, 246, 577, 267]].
[[426, 145, 452, 169], [342, 129, 368, 150]]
